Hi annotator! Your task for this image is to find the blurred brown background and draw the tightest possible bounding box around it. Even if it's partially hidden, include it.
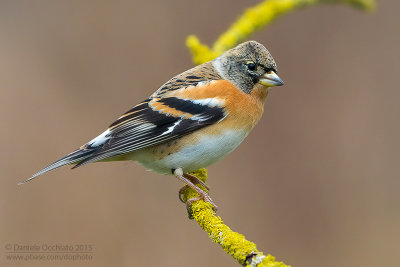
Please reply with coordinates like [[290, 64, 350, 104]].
[[1, 1, 399, 266]]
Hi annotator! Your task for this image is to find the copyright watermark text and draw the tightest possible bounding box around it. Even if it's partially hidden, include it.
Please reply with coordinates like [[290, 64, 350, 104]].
[[4, 243, 93, 261]]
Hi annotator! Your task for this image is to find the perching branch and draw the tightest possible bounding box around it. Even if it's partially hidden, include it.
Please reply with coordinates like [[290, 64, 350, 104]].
[[182, 1, 375, 266]]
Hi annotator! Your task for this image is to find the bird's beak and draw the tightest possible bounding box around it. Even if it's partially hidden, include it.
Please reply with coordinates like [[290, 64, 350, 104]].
[[259, 71, 284, 87]]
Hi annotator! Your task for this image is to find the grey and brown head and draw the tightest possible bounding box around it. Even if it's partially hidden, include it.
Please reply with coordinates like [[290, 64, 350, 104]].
[[212, 41, 284, 93]]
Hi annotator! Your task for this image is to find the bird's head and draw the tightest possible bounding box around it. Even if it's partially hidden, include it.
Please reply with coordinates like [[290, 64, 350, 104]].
[[212, 40, 284, 93]]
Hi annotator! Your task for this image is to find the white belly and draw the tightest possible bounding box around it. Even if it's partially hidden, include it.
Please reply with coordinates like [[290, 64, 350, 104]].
[[132, 129, 248, 174]]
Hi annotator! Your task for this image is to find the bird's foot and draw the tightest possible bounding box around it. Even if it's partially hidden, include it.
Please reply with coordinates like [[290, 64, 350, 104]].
[[183, 173, 210, 191], [178, 185, 189, 203], [173, 168, 217, 219], [178, 173, 211, 203]]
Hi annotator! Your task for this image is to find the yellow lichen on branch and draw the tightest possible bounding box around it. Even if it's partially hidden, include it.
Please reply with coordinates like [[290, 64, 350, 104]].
[[183, 1, 375, 266], [186, 0, 375, 65], [183, 169, 289, 267]]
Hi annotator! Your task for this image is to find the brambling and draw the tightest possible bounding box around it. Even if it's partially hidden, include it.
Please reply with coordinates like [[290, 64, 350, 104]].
[[21, 41, 283, 209]]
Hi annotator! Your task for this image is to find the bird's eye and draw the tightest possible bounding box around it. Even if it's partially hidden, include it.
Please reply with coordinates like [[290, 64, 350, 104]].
[[246, 62, 257, 71]]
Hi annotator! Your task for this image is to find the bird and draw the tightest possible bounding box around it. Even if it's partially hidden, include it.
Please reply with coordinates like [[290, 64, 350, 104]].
[[21, 40, 284, 209]]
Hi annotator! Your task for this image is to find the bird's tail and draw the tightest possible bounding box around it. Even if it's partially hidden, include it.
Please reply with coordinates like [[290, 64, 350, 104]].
[[19, 148, 98, 185]]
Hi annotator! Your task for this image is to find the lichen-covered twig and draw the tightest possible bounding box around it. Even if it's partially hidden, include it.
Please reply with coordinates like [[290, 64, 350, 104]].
[[183, 1, 375, 266], [182, 169, 289, 267], [186, 0, 375, 65]]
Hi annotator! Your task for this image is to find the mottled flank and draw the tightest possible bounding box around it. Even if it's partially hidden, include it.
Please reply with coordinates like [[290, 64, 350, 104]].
[[149, 140, 183, 161]]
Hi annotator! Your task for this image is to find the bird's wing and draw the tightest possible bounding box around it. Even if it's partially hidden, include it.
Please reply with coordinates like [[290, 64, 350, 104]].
[[73, 88, 227, 168], [73, 62, 227, 167]]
